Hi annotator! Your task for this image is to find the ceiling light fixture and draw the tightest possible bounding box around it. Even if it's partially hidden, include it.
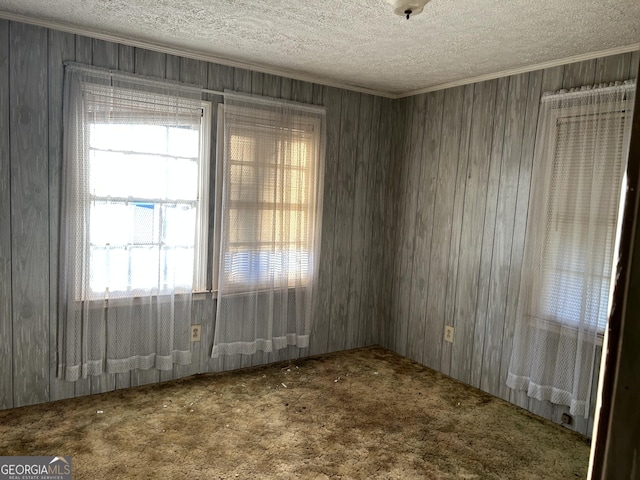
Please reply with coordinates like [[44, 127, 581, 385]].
[[386, 0, 431, 20]]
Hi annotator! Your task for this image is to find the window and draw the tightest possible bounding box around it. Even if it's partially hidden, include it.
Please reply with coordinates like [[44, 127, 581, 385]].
[[79, 84, 210, 299], [215, 104, 322, 292], [533, 104, 630, 332], [506, 83, 634, 417]]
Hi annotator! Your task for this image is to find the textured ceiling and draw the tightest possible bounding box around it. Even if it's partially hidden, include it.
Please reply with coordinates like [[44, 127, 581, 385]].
[[0, 0, 639, 95]]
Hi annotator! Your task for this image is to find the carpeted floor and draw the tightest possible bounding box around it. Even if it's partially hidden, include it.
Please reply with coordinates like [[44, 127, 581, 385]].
[[0, 346, 590, 479]]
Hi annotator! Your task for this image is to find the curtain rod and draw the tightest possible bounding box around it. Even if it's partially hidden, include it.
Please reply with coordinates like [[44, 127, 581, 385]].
[[542, 79, 636, 101], [202, 88, 225, 96], [65, 62, 203, 94]]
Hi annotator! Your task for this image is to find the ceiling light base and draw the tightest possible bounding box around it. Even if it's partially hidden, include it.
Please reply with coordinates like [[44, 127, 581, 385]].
[[386, 0, 430, 19]]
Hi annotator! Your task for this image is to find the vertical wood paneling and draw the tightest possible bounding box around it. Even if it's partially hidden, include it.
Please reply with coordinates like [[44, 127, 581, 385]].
[[134, 48, 165, 78], [440, 84, 473, 376], [48, 29, 77, 403], [329, 89, 359, 353], [385, 97, 410, 351], [450, 80, 496, 384], [251, 71, 264, 96], [197, 297, 216, 371], [118, 45, 135, 73], [468, 71, 528, 400], [164, 54, 180, 81], [92, 39, 118, 69], [346, 93, 373, 350], [312, 83, 325, 106], [363, 95, 382, 347], [395, 95, 425, 357], [406, 90, 444, 363], [309, 86, 341, 356], [421, 87, 464, 369], [292, 80, 313, 105], [471, 77, 508, 389], [233, 67, 252, 94], [75, 35, 92, 65], [368, 98, 392, 344], [562, 59, 597, 89], [479, 73, 528, 397], [0, 19, 12, 409], [594, 53, 631, 84], [279, 77, 292, 101], [10, 22, 50, 407]]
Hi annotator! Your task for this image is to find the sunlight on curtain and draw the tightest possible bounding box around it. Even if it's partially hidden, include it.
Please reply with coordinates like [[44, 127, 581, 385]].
[[58, 64, 207, 380], [507, 80, 636, 417], [211, 93, 325, 358]]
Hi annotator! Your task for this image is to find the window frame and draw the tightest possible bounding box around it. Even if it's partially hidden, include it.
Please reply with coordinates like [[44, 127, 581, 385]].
[[78, 82, 211, 301], [213, 104, 322, 295], [532, 101, 631, 335]]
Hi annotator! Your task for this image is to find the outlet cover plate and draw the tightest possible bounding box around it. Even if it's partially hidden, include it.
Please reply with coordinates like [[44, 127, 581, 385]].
[[191, 324, 202, 342], [444, 326, 454, 343]]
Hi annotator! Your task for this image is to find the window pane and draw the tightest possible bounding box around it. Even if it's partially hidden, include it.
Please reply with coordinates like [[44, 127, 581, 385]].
[[90, 124, 168, 155], [130, 246, 160, 289], [167, 126, 199, 158], [163, 205, 196, 246], [86, 111, 205, 295], [162, 247, 194, 287]]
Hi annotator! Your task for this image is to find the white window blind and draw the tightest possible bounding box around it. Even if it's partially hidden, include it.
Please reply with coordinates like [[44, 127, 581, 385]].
[[216, 105, 319, 291]]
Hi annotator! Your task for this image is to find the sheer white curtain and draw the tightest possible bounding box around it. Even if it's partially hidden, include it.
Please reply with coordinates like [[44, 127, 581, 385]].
[[507, 81, 635, 417], [58, 64, 206, 381], [212, 93, 325, 358]]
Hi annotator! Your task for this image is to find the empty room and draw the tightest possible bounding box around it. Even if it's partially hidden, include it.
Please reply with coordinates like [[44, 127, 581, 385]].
[[1, 0, 639, 478]]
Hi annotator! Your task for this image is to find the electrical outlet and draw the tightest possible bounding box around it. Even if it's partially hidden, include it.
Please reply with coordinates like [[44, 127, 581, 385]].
[[444, 326, 454, 343], [191, 325, 201, 342]]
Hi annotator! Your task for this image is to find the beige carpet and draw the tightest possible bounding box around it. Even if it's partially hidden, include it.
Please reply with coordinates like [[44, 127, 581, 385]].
[[0, 347, 590, 479]]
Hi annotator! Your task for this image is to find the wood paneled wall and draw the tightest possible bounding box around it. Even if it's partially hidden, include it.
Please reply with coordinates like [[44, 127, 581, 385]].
[[0, 20, 390, 409], [384, 51, 640, 436]]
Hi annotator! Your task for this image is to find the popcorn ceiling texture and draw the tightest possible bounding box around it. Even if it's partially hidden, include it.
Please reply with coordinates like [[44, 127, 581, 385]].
[[0, 0, 638, 94]]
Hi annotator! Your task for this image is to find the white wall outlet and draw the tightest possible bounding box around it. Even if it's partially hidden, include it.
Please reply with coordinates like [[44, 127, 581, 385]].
[[191, 324, 202, 342], [444, 325, 454, 343]]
